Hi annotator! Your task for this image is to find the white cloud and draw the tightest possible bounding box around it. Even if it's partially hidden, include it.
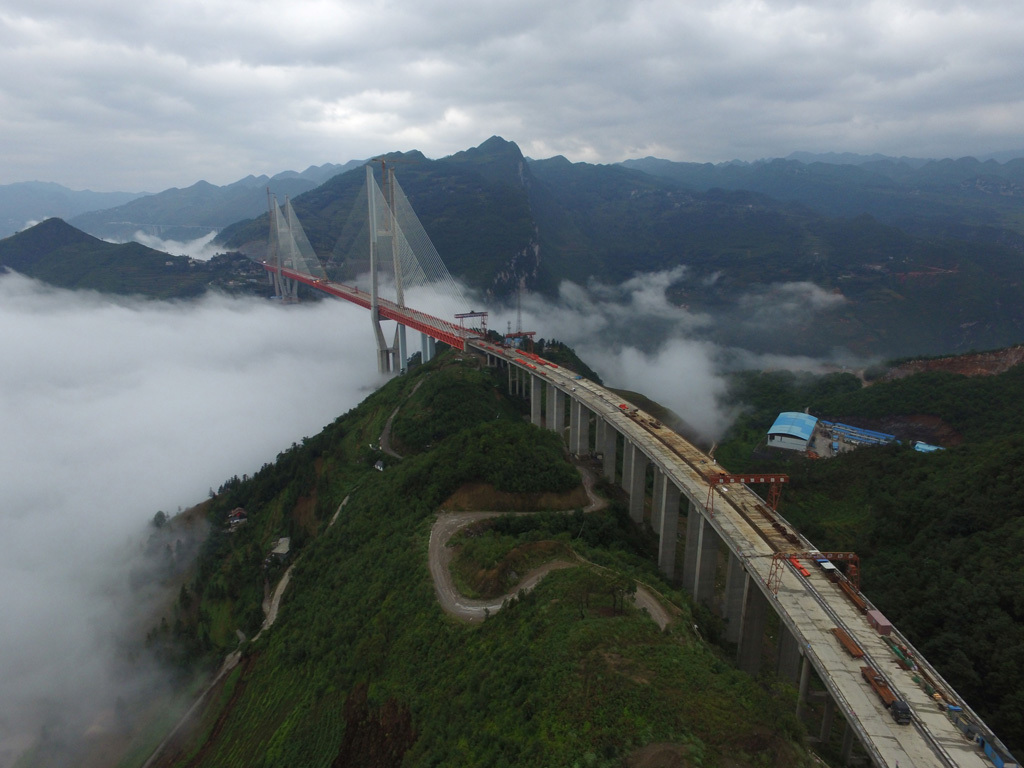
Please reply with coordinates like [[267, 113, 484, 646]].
[[737, 280, 847, 328], [507, 269, 867, 441], [128, 230, 220, 260], [0, 273, 385, 758]]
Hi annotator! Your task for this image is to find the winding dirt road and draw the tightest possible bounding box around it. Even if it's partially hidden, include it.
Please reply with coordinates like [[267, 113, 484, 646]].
[[428, 463, 673, 629]]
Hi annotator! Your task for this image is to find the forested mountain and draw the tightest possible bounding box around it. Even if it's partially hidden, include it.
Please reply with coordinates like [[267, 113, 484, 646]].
[[0, 217, 266, 298], [68, 161, 362, 242], [5, 137, 1024, 358], [53, 344, 1024, 767], [715, 354, 1024, 754], [622, 154, 1024, 240], [0, 181, 146, 239], [217, 137, 1024, 359], [123, 355, 815, 768]]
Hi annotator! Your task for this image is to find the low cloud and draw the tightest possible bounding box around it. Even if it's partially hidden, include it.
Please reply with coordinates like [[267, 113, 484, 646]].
[[0, 273, 383, 762], [130, 230, 221, 260], [510, 269, 867, 442], [737, 280, 847, 328]]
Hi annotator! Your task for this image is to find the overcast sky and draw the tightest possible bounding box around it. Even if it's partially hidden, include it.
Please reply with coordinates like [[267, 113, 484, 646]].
[[2, 0, 1023, 191]]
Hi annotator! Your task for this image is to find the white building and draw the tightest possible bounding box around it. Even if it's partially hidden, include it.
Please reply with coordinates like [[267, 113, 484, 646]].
[[767, 412, 818, 451]]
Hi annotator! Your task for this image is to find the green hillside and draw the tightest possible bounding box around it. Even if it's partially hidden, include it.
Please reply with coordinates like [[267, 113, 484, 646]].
[[714, 359, 1024, 754], [218, 137, 1024, 359], [128, 354, 814, 768], [622, 155, 1024, 242], [0, 218, 268, 298]]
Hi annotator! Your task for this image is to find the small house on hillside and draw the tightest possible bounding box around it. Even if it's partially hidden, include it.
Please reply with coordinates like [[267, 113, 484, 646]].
[[228, 507, 248, 526], [270, 537, 290, 561]]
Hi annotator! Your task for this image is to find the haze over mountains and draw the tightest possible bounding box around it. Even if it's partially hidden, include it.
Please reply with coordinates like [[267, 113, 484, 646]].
[[0, 161, 363, 241], [4, 137, 1024, 361]]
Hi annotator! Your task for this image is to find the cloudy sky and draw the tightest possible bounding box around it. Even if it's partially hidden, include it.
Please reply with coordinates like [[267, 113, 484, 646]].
[[2, 0, 1023, 191]]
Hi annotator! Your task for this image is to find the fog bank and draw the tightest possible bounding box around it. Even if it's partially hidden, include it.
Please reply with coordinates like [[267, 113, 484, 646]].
[[513, 269, 868, 440], [0, 274, 381, 763]]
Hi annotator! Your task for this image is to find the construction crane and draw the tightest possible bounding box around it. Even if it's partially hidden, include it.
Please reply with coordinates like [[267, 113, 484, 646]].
[[704, 473, 789, 514], [503, 276, 536, 349], [764, 550, 861, 595], [455, 310, 488, 337]]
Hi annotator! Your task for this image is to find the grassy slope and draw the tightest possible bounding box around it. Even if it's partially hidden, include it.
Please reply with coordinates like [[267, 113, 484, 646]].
[[150, 355, 813, 768]]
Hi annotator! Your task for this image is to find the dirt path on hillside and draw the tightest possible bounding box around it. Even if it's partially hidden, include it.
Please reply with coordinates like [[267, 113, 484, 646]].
[[428, 463, 673, 629], [429, 510, 575, 622], [142, 496, 351, 768], [379, 379, 425, 458]]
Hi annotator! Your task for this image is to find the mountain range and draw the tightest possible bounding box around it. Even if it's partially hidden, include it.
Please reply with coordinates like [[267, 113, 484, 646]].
[[0, 161, 363, 241], [3, 137, 1024, 359]]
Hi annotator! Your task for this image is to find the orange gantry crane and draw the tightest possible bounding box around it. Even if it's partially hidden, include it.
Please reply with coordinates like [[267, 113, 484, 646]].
[[704, 473, 789, 514], [766, 551, 861, 595]]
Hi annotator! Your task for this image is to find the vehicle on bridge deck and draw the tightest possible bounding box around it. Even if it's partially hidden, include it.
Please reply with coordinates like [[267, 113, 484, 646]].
[[861, 666, 912, 724]]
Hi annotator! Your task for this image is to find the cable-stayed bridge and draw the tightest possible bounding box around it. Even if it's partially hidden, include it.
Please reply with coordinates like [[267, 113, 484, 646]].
[[260, 167, 1017, 768], [263, 164, 482, 373]]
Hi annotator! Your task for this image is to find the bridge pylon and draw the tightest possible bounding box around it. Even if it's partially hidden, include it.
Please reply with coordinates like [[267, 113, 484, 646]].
[[367, 166, 394, 373]]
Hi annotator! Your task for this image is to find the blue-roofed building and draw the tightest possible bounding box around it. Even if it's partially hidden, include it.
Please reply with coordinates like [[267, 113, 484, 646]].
[[767, 412, 819, 451]]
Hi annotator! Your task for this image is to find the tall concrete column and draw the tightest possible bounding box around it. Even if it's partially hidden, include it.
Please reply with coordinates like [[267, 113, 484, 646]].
[[657, 475, 680, 578], [602, 422, 617, 481], [840, 721, 856, 765], [776, 626, 802, 683], [723, 553, 746, 643], [397, 324, 408, 373], [508, 364, 515, 395], [796, 655, 811, 718], [627, 442, 646, 523], [622, 438, 633, 492], [577, 405, 591, 454], [421, 333, 432, 363], [530, 375, 543, 426], [819, 696, 836, 743], [546, 384, 557, 431], [552, 388, 566, 435], [694, 519, 719, 606], [651, 467, 665, 532], [736, 576, 769, 675], [571, 401, 591, 455], [682, 503, 700, 593], [569, 397, 580, 451]]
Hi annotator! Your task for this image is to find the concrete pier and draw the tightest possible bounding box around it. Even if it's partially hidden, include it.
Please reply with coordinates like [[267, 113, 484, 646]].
[[569, 399, 591, 455], [694, 516, 718, 606], [531, 375, 543, 426], [627, 442, 646, 523], [736, 575, 769, 675], [840, 721, 856, 765], [552, 387, 565, 434], [776, 626, 802, 683], [819, 696, 836, 743], [420, 333, 436, 363], [602, 420, 617, 481], [656, 473, 680, 578], [651, 468, 665, 531]]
